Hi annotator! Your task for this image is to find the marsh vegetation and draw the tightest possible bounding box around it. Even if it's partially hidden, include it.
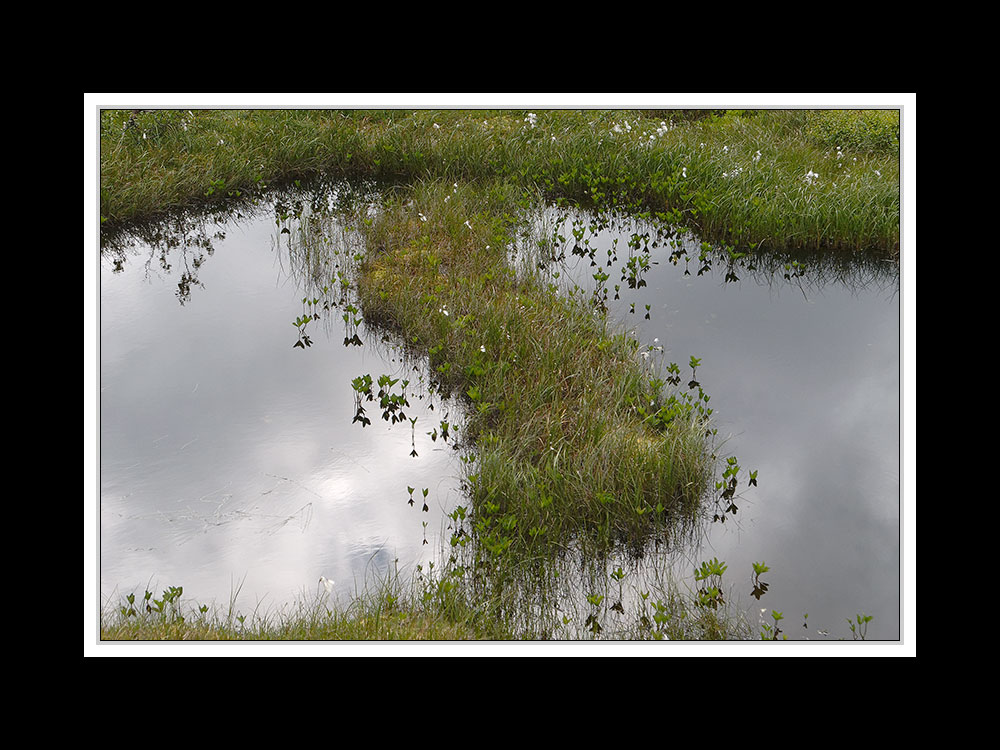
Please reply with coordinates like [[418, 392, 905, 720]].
[[98, 108, 900, 642]]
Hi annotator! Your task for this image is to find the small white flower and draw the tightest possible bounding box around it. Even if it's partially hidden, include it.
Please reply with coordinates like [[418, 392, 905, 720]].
[[753, 150, 762, 162], [319, 576, 334, 594], [218, 138, 225, 146], [681, 167, 687, 178], [433, 123, 440, 129], [874, 169, 881, 176], [464, 220, 473, 230], [480, 345, 486, 353], [419, 212, 427, 221]]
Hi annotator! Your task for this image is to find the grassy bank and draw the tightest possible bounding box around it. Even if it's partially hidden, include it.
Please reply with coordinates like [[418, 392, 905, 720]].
[[99, 108, 899, 254], [349, 180, 721, 557], [98, 107, 896, 641], [100, 551, 765, 641]]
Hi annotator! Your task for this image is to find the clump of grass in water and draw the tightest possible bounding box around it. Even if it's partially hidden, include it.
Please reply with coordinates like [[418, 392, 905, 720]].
[[351, 178, 719, 562]]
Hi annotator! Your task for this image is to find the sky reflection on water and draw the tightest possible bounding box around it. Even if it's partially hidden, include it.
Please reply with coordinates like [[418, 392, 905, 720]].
[[99, 207, 464, 612], [97, 198, 902, 641], [532, 213, 900, 639]]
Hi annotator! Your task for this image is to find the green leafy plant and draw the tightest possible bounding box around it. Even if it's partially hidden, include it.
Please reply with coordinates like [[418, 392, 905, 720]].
[[750, 561, 770, 600], [760, 609, 785, 640], [694, 557, 727, 610], [846, 612, 873, 641]]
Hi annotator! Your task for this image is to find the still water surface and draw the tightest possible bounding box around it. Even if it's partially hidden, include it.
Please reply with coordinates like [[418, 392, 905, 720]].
[[99, 197, 900, 639], [529, 209, 900, 639], [100, 202, 464, 613]]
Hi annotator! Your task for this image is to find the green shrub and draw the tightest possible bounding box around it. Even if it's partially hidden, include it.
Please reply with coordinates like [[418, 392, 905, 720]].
[[804, 109, 900, 154]]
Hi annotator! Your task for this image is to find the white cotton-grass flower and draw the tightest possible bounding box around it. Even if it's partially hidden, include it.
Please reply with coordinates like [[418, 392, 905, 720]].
[[319, 576, 335, 594]]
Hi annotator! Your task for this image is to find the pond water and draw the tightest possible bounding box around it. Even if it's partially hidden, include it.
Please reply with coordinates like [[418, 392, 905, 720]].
[[99, 197, 466, 614], [526, 209, 900, 640], [98, 192, 901, 640]]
